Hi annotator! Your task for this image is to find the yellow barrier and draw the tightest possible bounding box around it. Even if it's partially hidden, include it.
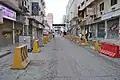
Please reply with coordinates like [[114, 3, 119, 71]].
[[81, 37, 88, 46], [91, 40, 100, 51], [11, 45, 30, 69], [43, 37, 48, 44], [32, 40, 41, 53], [76, 37, 81, 44]]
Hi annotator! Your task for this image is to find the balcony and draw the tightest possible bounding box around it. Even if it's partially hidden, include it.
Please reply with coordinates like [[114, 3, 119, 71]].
[[78, 0, 95, 11], [0, 0, 21, 11]]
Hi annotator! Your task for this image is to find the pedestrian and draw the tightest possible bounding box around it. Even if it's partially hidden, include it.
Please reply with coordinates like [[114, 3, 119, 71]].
[[85, 33, 89, 41], [89, 31, 92, 39], [53, 32, 55, 38], [79, 33, 82, 40]]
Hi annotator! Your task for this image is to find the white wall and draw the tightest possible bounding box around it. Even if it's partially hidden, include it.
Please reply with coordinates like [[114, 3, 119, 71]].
[[46, 13, 53, 29], [104, 0, 120, 13], [66, 0, 78, 21]]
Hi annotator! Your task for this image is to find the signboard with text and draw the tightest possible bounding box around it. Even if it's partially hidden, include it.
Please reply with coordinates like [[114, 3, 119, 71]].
[[32, 2, 40, 16], [0, 4, 16, 21]]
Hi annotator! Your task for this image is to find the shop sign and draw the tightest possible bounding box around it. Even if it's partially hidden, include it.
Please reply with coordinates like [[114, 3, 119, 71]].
[[32, 2, 40, 16], [0, 4, 16, 21], [102, 8, 120, 20], [0, 8, 3, 24]]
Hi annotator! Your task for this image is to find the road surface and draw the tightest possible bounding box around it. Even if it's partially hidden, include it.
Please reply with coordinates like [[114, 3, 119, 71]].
[[0, 35, 120, 80]]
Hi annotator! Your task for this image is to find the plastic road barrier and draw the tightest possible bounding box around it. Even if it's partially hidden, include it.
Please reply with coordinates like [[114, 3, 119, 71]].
[[100, 42, 120, 58], [32, 40, 41, 53], [11, 45, 30, 69]]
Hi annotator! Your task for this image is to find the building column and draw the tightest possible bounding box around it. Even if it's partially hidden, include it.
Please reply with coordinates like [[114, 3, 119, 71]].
[[119, 17, 120, 38], [23, 24, 24, 36], [13, 21, 15, 44], [26, 25, 28, 36], [105, 20, 108, 39], [95, 24, 98, 38]]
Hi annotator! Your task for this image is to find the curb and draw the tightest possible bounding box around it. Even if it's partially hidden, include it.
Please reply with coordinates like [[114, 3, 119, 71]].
[[0, 51, 11, 58], [67, 39, 120, 65]]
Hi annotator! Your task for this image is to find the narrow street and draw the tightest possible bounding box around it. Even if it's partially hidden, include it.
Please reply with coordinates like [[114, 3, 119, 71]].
[[0, 35, 120, 80]]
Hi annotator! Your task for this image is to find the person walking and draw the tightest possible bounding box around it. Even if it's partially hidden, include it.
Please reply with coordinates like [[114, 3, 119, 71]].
[[53, 32, 55, 38]]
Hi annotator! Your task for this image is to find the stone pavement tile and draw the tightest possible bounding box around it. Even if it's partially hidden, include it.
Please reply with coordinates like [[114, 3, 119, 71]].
[[0, 44, 18, 58], [0, 68, 26, 80]]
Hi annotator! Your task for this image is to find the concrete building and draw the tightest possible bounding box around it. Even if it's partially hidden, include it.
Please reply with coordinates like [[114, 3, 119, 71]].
[[46, 13, 53, 30], [0, 0, 46, 47], [66, 0, 80, 35], [0, 0, 29, 46], [78, 0, 120, 39], [29, 0, 45, 42]]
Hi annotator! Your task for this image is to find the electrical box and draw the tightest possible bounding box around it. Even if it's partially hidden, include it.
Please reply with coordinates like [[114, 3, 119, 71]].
[[19, 36, 32, 51]]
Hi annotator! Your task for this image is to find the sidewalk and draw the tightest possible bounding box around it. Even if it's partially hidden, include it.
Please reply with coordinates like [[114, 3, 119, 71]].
[[0, 44, 18, 58], [70, 38, 120, 66]]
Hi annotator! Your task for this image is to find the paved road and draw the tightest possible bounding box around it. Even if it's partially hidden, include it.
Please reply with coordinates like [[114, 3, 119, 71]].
[[0, 35, 120, 80], [39, 35, 120, 80]]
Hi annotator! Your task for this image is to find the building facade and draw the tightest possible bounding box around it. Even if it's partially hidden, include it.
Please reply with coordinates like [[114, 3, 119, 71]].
[[46, 13, 53, 30], [66, 0, 120, 40], [77, 0, 120, 39], [66, 0, 81, 36], [0, 0, 46, 47], [0, 0, 29, 46]]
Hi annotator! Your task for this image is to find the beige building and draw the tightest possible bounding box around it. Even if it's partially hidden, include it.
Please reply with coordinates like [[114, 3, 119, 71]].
[[78, 0, 120, 39], [46, 13, 53, 30], [66, 0, 80, 35], [0, 0, 29, 46], [0, 0, 46, 47]]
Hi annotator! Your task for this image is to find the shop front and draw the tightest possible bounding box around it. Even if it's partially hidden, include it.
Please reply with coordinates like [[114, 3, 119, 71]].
[[90, 24, 96, 38], [107, 18, 119, 39], [0, 4, 16, 46], [97, 22, 105, 38]]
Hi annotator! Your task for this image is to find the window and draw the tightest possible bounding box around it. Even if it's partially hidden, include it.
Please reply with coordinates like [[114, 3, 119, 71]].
[[111, 0, 117, 6], [78, 6, 80, 9], [81, 1, 84, 6], [25, 1, 27, 5], [22, 1, 24, 6], [100, 2, 104, 11]]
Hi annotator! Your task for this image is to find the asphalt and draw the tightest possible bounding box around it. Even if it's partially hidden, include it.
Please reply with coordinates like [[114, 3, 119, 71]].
[[0, 35, 120, 80]]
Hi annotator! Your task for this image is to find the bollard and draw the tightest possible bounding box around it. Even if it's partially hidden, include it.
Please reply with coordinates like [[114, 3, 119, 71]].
[[32, 40, 41, 53], [11, 45, 30, 69]]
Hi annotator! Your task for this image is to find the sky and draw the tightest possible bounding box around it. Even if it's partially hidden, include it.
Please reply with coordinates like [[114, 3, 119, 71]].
[[45, 0, 69, 24]]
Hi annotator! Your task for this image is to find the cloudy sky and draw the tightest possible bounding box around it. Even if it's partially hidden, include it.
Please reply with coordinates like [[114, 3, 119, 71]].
[[45, 0, 69, 24]]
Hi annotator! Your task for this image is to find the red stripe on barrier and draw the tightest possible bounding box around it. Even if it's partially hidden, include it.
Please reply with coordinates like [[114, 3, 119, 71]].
[[99, 42, 120, 58]]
